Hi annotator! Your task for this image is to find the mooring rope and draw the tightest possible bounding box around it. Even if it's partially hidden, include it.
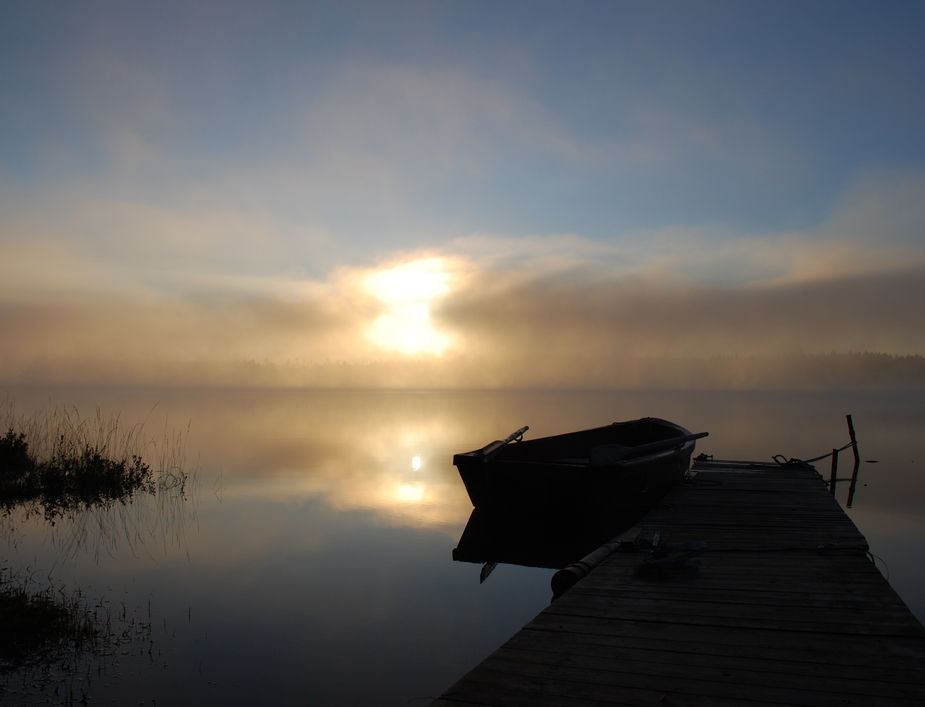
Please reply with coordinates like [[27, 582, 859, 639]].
[[796, 440, 856, 464]]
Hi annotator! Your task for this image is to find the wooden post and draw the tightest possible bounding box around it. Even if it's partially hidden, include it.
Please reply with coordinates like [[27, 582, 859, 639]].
[[846, 414, 861, 508], [829, 449, 838, 496]]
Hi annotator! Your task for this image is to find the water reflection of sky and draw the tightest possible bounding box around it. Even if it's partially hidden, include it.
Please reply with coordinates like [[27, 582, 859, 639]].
[[2, 387, 924, 705]]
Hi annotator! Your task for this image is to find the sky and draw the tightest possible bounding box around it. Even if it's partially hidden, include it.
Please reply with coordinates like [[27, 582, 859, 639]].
[[2, 0, 925, 387]]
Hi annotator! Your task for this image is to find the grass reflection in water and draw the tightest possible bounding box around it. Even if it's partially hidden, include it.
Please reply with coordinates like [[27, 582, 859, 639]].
[[0, 566, 155, 706]]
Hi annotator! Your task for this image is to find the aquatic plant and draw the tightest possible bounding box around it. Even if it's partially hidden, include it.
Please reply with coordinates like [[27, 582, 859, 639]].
[[1, 429, 154, 520], [0, 569, 98, 675], [0, 566, 154, 705], [0, 395, 197, 569], [0, 397, 190, 522]]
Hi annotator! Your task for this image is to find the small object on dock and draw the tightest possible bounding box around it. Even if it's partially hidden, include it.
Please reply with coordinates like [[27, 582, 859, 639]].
[[635, 540, 707, 577]]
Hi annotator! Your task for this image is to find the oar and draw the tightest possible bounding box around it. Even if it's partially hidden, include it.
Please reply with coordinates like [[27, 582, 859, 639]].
[[591, 431, 709, 467], [480, 426, 529, 458], [479, 561, 498, 583]]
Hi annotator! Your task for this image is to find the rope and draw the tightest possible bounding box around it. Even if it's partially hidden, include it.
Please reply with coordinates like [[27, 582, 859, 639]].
[[801, 440, 856, 463], [771, 440, 855, 467], [867, 551, 890, 581]]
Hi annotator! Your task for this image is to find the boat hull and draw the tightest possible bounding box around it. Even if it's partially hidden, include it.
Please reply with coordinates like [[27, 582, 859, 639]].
[[454, 418, 696, 517]]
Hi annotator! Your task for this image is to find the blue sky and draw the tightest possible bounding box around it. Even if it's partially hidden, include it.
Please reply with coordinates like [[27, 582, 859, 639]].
[[2, 1, 924, 383]]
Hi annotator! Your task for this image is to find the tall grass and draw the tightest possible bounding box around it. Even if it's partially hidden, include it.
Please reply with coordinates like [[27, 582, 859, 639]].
[[0, 427, 155, 519], [0, 395, 197, 560]]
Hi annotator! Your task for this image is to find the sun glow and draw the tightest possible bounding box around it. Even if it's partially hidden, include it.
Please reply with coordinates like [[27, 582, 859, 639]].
[[365, 258, 452, 355], [396, 484, 425, 502]]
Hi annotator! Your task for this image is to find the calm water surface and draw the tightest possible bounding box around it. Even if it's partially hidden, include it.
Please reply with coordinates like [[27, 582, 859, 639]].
[[2, 387, 924, 705]]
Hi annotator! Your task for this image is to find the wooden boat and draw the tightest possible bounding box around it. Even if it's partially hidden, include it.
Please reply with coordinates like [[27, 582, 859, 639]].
[[454, 418, 707, 517]]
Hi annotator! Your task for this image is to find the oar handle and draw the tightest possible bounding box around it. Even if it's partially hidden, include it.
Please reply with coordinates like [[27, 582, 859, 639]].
[[592, 430, 708, 467], [481, 426, 529, 458], [628, 431, 709, 457]]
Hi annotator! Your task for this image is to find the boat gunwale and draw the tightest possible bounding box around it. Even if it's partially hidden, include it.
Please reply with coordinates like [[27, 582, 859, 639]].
[[453, 417, 694, 470], [453, 440, 695, 470]]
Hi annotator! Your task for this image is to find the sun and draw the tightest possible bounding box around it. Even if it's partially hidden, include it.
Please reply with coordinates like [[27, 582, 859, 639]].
[[365, 258, 453, 355]]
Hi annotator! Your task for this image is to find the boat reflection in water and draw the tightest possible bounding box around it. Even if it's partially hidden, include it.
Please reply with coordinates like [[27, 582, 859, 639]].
[[453, 505, 645, 578]]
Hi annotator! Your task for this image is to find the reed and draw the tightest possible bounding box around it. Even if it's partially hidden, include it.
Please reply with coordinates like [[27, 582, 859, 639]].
[[0, 565, 154, 704], [0, 567, 98, 675], [0, 395, 197, 566], [0, 396, 190, 520]]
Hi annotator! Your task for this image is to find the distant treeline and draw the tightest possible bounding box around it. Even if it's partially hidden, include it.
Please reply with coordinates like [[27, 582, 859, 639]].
[[666, 352, 925, 391], [3, 352, 924, 390]]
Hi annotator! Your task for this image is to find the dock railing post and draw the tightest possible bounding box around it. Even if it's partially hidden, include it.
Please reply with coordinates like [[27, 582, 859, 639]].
[[829, 449, 838, 496], [846, 414, 861, 508]]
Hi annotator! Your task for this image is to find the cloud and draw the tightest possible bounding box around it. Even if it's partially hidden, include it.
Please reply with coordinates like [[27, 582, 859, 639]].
[[2, 169, 925, 388], [818, 169, 925, 249], [2, 240, 923, 389], [203, 61, 606, 227], [0, 196, 336, 295], [436, 263, 925, 360]]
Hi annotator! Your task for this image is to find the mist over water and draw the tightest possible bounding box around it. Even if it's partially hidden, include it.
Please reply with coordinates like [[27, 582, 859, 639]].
[[2, 386, 923, 705]]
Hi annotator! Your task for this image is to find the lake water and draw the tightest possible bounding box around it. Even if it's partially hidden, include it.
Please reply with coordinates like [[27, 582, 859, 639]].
[[2, 386, 924, 705]]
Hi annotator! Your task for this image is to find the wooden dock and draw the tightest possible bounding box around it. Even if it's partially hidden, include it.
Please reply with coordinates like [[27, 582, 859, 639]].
[[430, 459, 925, 706]]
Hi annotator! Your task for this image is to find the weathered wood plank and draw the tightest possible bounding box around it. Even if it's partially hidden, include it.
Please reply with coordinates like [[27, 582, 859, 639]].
[[503, 629, 925, 682], [488, 646, 925, 698], [440, 669, 797, 707], [541, 606, 924, 636], [553, 592, 918, 624], [568, 584, 912, 610], [454, 662, 925, 707], [523, 613, 925, 657]]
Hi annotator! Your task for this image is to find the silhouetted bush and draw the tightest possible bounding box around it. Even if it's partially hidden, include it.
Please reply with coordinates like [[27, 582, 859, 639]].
[[0, 430, 155, 520]]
